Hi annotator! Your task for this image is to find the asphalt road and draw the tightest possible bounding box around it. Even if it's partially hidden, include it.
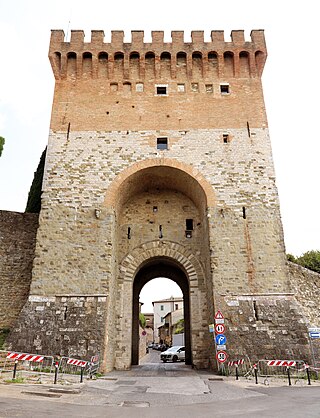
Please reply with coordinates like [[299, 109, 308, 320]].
[[0, 350, 319, 417]]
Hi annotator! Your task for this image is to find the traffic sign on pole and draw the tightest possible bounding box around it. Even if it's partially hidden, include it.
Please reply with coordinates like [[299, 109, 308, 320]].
[[215, 324, 225, 334], [215, 334, 227, 345], [214, 310, 224, 320], [216, 351, 228, 363]]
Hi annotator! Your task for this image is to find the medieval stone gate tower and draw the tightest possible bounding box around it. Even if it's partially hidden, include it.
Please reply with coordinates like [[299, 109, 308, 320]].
[[7, 29, 311, 371]]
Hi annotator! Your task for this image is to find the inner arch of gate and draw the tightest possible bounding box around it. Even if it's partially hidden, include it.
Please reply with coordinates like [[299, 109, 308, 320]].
[[134, 256, 191, 365], [118, 241, 210, 369]]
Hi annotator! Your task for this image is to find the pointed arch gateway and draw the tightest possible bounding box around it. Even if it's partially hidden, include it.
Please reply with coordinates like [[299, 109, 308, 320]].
[[106, 158, 215, 370]]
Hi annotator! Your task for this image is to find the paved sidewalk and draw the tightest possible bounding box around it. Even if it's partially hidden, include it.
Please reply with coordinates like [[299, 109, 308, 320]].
[[0, 353, 319, 417]]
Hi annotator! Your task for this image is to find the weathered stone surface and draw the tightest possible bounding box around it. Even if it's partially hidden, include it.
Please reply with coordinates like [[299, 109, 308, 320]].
[[2, 29, 316, 370], [0, 211, 38, 329]]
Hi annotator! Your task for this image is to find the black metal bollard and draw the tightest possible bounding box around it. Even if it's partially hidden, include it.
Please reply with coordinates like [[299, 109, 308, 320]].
[[54, 362, 59, 384], [305, 365, 311, 386], [287, 366, 291, 386], [235, 364, 239, 380], [80, 367, 84, 383], [12, 360, 18, 379], [253, 364, 258, 384]]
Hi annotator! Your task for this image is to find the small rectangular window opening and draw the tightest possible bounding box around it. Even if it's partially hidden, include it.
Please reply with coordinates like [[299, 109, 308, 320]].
[[220, 84, 229, 94], [136, 83, 144, 92], [159, 225, 163, 239], [242, 206, 246, 219], [157, 137, 168, 150], [223, 134, 229, 144], [177, 83, 185, 92], [175, 304, 179, 310], [185, 219, 193, 238], [156, 85, 167, 95], [205, 84, 213, 93], [153, 206, 158, 212], [191, 83, 199, 92], [186, 219, 194, 230], [127, 227, 131, 239], [160, 305, 164, 311]]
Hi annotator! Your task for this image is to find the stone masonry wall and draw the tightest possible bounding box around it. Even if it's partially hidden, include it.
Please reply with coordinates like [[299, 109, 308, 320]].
[[0, 211, 38, 329], [288, 262, 320, 327]]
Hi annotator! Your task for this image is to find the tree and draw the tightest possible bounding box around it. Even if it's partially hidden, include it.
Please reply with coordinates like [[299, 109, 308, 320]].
[[0, 136, 5, 157], [296, 250, 320, 274], [25, 147, 47, 213], [174, 318, 184, 334], [139, 313, 146, 328]]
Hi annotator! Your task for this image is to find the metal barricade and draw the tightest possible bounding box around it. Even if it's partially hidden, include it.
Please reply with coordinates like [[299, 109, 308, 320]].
[[226, 356, 251, 377], [258, 359, 306, 380], [86, 354, 100, 378], [0, 350, 54, 381]]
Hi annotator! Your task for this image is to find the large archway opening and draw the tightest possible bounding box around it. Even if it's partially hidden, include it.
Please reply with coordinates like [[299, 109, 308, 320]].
[[132, 257, 191, 365], [110, 160, 215, 370]]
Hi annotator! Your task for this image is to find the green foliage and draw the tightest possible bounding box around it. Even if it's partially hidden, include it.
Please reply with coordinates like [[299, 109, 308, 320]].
[[287, 254, 297, 263], [25, 147, 47, 213], [139, 313, 146, 328], [0, 328, 10, 349], [0, 136, 5, 156], [287, 250, 320, 274], [174, 318, 184, 334], [296, 250, 320, 274], [5, 377, 26, 384]]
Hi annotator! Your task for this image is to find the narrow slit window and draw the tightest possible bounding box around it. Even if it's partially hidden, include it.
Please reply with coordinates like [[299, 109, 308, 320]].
[[223, 134, 229, 144], [185, 219, 193, 238], [157, 137, 168, 150], [127, 227, 131, 239], [242, 206, 246, 219], [159, 225, 163, 239], [253, 300, 259, 320], [186, 219, 193, 230], [247, 121, 251, 137]]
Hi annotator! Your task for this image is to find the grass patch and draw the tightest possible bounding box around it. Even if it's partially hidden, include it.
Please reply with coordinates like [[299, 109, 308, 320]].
[[4, 377, 26, 384]]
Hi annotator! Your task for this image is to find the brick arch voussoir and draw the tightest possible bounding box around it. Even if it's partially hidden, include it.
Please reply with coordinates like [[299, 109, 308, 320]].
[[104, 157, 215, 208], [119, 241, 205, 283]]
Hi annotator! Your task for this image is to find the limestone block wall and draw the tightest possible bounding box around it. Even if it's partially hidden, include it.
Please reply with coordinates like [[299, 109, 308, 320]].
[[288, 262, 320, 326], [31, 126, 287, 297], [6, 295, 107, 360], [0, 211, 38, 329]]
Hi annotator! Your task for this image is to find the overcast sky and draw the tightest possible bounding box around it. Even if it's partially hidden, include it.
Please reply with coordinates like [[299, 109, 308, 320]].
[[1, 0, 319, 312]]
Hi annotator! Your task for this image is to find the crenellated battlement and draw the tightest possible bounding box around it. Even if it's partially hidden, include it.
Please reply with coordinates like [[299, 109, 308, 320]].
[[49, 29, 267, 80]]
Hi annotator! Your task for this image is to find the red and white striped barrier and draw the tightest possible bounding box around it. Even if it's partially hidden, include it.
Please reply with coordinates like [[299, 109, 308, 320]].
[[67, 358, 87, 368], [228, 359, 245, 366], [7, 352, 44, 362], [267, 360, 296, 367]]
